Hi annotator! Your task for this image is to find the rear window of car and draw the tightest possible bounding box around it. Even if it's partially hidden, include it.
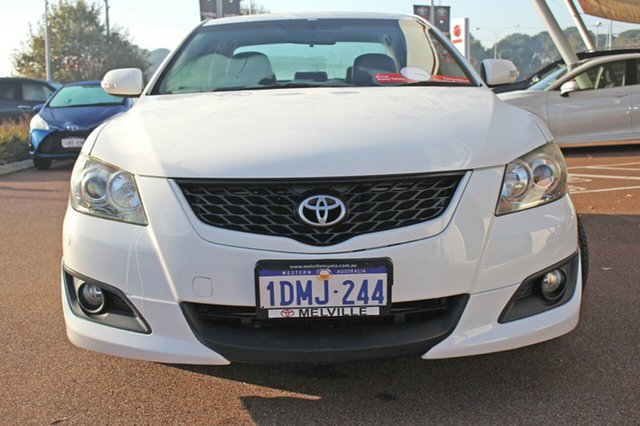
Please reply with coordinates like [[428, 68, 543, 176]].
[[22, 83, 53, 102], [48, 84, 125, 108], [0, 82, 18, 100], [154, 18, 476, 94]]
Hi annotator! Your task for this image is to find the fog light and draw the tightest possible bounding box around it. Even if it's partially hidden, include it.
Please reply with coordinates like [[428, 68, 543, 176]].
[[540, 270, 566, 302], [78, 283, 105, 314]]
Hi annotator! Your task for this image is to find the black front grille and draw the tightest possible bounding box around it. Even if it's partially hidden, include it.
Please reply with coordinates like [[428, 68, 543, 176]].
[[38, 131, 91, 154], [180, 295, 470, 363], [186, 297, 454, 330], [177, 172, 465, 246]]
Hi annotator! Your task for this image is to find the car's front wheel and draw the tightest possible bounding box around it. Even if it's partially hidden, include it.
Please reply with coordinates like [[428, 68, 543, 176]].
[[33, 158, 51, 170]]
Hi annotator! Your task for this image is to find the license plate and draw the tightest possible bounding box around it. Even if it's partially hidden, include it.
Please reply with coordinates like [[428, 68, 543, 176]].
[[61, 137, 85, 148], [255, 259, 392, 319]]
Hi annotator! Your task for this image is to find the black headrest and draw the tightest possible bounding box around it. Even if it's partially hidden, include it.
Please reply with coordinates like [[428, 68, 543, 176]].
[[352, 54, 397, 86]]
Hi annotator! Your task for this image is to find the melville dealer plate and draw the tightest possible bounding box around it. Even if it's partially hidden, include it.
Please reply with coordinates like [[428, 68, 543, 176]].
[[61, 137, 86, 148], [255, 258, 392, 319]]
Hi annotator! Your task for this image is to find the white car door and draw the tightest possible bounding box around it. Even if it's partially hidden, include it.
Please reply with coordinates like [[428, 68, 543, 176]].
[[547, 59, 633, 145]]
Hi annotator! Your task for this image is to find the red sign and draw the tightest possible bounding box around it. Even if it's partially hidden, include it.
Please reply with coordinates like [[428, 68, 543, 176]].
[[453, 25, 462, 38], [413, 5, 451, 35]]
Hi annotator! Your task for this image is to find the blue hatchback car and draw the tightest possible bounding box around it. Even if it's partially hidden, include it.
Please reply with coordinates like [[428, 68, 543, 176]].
[[29, 81, 133, 169]]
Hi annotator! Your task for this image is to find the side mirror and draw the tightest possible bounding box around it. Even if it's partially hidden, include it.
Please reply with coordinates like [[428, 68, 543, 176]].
[[32, 104, 44, 113], [481, 59, 520, 86], [560, 81, 579, 97], [101, 68, 144, 97]]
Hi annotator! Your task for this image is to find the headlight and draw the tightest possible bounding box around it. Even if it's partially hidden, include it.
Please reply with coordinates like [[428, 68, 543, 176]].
[[30, 114, 49, 130], [70, 155, 147, 225], [497, 142, 567, 215]]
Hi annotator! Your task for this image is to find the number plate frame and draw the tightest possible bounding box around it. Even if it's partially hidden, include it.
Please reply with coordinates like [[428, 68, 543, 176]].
[[255, 258, 393, 320], [61, 137, 86, 149]]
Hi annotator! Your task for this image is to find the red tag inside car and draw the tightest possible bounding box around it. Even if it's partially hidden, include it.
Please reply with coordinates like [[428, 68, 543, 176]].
[[375, 73, 411, 83]]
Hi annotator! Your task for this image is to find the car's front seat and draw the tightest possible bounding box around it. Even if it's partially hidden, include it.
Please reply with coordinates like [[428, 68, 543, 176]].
[[228, 52, 276, 86]]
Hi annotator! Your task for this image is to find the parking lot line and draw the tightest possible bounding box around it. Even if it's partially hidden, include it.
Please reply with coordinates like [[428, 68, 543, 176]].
[[568, 158, 640, 194], [570, 184, 640, 194], [568, 161, 640, 169], [581, 166, 640, 172], [568, 173, 640, 181]]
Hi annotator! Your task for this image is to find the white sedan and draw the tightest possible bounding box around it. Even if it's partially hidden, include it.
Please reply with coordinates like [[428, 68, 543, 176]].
[[61, 12, 585, 364], [499, 53, 640, 146]]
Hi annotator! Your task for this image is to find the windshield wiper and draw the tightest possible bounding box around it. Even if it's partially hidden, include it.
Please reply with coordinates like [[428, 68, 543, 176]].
[[210, 83, 342, 92], [210, 86, 250, 92], [275, 83, 336, 89]]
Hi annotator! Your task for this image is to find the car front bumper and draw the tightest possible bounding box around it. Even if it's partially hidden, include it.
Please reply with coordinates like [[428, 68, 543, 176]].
[[61, 167, 581, 364], [29, 129, 88, 160]]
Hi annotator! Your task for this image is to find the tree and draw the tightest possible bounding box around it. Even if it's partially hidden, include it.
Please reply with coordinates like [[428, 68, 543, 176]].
[[565, 27, 588, 52], [496, 33, 541, 77], [614, 30, 640, 48], [12, 0, 148, 83], [468, 34, 491, 72], [475, 26, 623, 79], [241, 0, 269, 15], [529, 31, 558, 66], [147, 48, 170, 77]]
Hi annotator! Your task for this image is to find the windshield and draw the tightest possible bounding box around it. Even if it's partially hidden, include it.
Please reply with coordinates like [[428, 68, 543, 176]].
[[48, 84, 125, 108], [529, 66, 568, 91], [153, 18, 476, 94]]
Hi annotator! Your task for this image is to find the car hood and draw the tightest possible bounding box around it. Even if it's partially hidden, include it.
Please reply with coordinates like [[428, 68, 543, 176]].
[[89, 87, 549, 178], [41, 104, 129, 131]]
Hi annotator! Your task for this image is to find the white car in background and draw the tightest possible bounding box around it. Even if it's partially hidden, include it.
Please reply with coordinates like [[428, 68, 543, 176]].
[[499, 53, 640, 146], [61, 12, 586, 364]]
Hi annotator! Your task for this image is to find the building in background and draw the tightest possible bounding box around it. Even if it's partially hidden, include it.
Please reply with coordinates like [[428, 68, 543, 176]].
[[199, 0, 241, 20]]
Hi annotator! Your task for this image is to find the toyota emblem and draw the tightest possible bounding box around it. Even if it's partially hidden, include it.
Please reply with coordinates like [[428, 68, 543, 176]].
[[66, 124, 79, 132], [297, 195, 347, 228]]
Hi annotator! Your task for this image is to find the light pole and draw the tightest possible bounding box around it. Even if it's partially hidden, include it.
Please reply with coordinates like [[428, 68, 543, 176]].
[[429, 0, 435, 25], [104, 0, 110, 37], [476, 25, 520, 59], [593, 21, 602, 49], [216, 0, 223, 18], [44, 0, 51, 80]]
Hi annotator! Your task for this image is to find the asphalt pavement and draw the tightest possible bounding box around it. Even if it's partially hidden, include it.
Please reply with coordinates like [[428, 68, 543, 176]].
[[0, 149, 638, 425]]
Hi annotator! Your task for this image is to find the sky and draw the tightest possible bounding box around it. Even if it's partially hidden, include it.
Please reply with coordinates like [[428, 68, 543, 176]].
[[1, 0, 638, 77]]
